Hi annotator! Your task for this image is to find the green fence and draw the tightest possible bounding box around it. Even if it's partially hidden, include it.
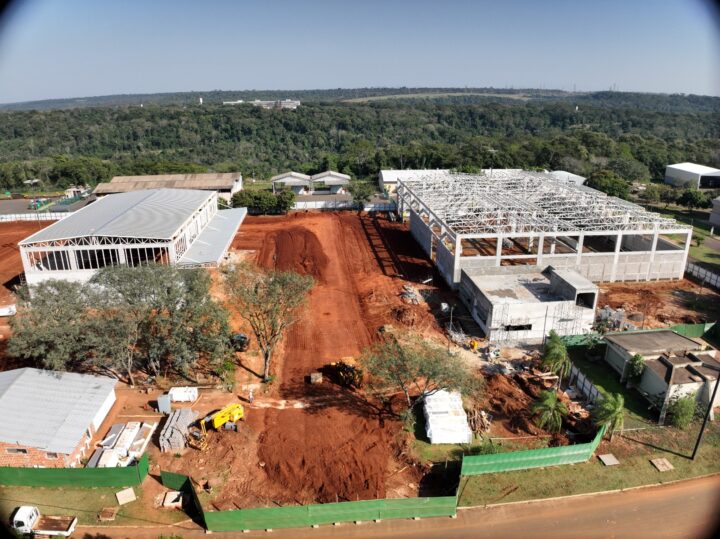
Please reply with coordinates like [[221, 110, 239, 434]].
[[160, 472, 455, 532], [0, 454, 149, 487], [203, 497, 457, 531], [461, 426, 605, 476]]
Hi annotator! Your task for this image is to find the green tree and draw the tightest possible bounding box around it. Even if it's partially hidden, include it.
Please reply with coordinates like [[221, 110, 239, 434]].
[[586, 170, 631, 199], [658, 184, 680, 208], [361, 333, 479, 410], [348, 181, 374, 211], [531, 389, 568, 433], [667, 394, 697, 429], [678, 189, 711, 211], [542, 330, 571, 382], [641, 184, 661, 204], [8, 281, 95, 371], [592, 392, 625, 442], [627, 353, 645, 384], [223, 262, 314, 382]]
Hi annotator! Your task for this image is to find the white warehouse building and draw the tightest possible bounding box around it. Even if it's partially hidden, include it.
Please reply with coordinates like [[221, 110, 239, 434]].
[[664, 162, 720, 189], [19, 189, 247, 285]]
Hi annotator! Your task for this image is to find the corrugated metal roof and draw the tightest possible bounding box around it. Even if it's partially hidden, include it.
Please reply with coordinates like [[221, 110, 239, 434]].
[[271, 171, 311, 183], [311, 171, 351, 184], [20, 189, 214, 244], [666, 162, 720, 175], [178, 208, 247, 266], [94, 173, 241, 194], [0, 368, 116, 454]]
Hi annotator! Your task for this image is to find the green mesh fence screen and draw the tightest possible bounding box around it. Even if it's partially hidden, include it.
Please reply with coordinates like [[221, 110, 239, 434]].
[[0, 454, 149, 487], [461, 426, 605, 476], [202, 496, 458, 531]]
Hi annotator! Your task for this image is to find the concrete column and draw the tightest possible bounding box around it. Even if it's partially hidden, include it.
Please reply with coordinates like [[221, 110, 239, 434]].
[[681, 231, 693, 278], [117, 247, 126, 265], [495, 236, 502, 267], [645, 232, 659, 280], [576, 233, 585, 268], [610, 233, 623, 282], [453, 236, 462, 283], [536, 234, 544, 266]]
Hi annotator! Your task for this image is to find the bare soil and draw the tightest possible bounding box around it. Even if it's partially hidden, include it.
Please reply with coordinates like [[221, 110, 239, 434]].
[[598, 279, 720, 328]]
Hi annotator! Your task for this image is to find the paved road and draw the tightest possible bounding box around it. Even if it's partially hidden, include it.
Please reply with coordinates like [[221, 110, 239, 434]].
[[76, 475, 720, 539]]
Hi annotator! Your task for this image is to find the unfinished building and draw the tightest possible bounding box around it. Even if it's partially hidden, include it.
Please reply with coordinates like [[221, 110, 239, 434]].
[[459, 266, 598, 343], [19, 188, 247, 285], [396, 170, 693, 287]]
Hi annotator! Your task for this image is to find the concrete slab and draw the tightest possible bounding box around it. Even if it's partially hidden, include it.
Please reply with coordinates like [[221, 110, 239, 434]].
[[115, 487, 136, 505], [162, 491, 183, 509], [650, 458, 675, 472], [598, 453, 620, 466]]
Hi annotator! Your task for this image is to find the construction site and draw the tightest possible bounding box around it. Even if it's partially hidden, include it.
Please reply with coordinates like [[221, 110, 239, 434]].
[[0, 201, 719, 528]]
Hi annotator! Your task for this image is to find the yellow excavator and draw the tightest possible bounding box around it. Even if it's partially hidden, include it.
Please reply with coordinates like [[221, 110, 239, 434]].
[[326, 357, 363, 389], [188, 403, 245, 451]]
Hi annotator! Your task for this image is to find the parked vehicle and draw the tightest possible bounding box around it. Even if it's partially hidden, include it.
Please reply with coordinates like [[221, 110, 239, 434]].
[[11, 506, 77, 537]]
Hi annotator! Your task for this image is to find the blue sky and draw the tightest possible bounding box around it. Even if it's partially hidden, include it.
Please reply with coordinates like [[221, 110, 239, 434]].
[[0, 0, 718, 103]]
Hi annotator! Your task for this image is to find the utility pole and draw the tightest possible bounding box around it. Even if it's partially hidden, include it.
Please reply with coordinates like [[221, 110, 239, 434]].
[[691, 372, 720, 460]]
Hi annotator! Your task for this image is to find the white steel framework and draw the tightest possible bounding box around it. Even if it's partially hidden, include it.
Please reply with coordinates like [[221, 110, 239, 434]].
[[396, 170, 693, 286]]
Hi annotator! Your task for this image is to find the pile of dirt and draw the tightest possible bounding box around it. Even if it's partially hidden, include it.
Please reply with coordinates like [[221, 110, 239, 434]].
[[392, 305, 419, 326], [484, 374, 540, 436], [257, 227, 329, 280]]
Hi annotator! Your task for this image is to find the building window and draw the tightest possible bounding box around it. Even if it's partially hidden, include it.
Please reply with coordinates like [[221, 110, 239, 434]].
[[503, 324, 532, 332], [6, 448, 28, 454], [45, 452, 58, 459]]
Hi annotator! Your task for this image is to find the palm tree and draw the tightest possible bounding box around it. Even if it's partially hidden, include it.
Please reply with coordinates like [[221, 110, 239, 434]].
[[542, 331, 571, 383], [531, 389, 569, 433], [593, 392, 625, 442]]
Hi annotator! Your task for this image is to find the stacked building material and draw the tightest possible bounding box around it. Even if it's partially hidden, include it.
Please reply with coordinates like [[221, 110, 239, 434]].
[[423, 390, 473, 444], [159, 409, 198, 452]]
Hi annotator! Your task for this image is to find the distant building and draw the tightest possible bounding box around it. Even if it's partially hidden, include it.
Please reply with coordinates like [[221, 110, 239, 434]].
[[272, 170, 350, 195], [710, 197, 720, 228], [664, 162, 720, 189], [222, 100, 244, 105], [251, 99, 301, 110], [378, 169, 449, 194], [0, 368, 116, 467], [93, 172, 243, 202]]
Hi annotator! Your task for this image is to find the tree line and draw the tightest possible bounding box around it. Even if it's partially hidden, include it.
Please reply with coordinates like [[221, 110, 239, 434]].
[[1, 100, 718, 191]]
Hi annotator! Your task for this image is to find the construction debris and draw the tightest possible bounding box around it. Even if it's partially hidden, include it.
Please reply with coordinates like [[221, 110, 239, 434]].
[[162, 491, 184, 509], [160, 408, 198, 453], [650, 458, 675, 472], [446, 322, 467, 346], [598, 454, 620, 466], [400, 285, 421, 305], [468, 409, 493, 434]]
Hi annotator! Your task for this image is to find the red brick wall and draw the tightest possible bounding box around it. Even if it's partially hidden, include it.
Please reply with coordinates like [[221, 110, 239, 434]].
[[0, 432, 89, 468]]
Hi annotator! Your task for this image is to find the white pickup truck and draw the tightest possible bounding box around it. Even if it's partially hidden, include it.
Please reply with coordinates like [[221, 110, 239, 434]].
[[11, 506, 77, 537]]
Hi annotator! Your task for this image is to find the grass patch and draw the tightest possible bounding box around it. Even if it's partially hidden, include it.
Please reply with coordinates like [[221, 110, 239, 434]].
[[411, 407, 548, 464], [242, 180, 273, 192], [458, 420, 720, 506], [0, 482, 188, 527], [569, 347, 655, 429]]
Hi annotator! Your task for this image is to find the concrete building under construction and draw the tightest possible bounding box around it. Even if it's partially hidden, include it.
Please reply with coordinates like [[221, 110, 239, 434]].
[[396, 170, 693, 288]]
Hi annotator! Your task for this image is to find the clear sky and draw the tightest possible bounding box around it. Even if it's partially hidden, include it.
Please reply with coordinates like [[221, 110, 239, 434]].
[[0, 0, 718, 103]]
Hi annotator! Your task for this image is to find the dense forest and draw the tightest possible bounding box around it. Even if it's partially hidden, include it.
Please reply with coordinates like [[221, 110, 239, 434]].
[[0, 91, 719, 191]]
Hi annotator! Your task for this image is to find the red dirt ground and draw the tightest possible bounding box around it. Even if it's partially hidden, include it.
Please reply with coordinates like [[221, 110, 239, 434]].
[[227, 212, 437, 505], [598, 279, 720, 328], [0, 220, 49, 304]]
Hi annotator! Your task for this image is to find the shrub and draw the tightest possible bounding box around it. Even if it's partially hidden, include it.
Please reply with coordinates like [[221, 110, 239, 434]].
[[627, 353, 645, 383], [667, 394, 697, 429]]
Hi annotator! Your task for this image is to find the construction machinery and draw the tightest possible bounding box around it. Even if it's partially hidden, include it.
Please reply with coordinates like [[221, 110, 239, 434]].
[[326, 357, 363, 389], [188, 403, 245, 451]]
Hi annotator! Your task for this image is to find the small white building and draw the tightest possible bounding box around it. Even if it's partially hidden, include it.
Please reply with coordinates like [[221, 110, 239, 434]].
[[310, 171, 351, 194], [378, 169, 449, 194], [664, 163, 720, 189], [459, 266, 598, 344], [93, 172, 243, 203], [271, 172, 312, 194]]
